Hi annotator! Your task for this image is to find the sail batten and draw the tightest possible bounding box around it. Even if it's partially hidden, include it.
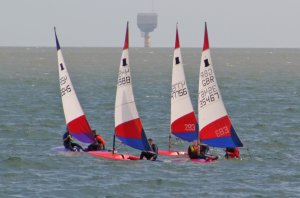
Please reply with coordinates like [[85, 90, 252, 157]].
[[198, 23, 243, 148]]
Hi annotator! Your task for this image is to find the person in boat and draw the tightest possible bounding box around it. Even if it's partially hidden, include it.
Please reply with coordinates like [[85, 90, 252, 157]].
[[86, 130, 106, 151], [188, 140, 206, 159], [224, 147, 240, 159], [140, 138, 158, 161], [63, 130, 84, 152], [188, 140, 218, 160]]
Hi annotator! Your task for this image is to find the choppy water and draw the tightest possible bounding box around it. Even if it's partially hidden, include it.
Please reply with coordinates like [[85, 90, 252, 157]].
[[0, 47, 299, 197]]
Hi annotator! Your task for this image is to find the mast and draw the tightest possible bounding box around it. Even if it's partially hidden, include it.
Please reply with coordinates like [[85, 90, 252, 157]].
[[112, 134, 116, 154]]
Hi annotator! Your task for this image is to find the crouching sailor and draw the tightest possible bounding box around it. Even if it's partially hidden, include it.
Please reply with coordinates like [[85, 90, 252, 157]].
[[140, 138, 158, 161], [188, 140, 218, 160], [224, 147, 240, 159], [63, 130, 84, 152], [86, 130, 106, 151]]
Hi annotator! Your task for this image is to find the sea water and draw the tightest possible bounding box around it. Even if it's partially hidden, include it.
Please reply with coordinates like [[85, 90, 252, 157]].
[[0, 47, 299, 197]]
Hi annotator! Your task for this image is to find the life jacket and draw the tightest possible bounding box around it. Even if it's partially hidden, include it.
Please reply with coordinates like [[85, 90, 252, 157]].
[[226, 148, 240, 158], [190, 145, 199, 153], [95, 135, 106, 145], [188, 145, 200, 159]]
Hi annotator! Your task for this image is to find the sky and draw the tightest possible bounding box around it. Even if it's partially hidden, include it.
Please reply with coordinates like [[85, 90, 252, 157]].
[[1, 0, 300, 48]]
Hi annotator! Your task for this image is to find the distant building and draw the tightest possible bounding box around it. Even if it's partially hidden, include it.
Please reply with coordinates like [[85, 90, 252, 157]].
[[137, 13, 158, 48]]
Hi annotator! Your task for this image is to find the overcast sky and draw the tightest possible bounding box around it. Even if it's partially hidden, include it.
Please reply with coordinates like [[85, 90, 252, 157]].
[[1, 0, 300, 48]]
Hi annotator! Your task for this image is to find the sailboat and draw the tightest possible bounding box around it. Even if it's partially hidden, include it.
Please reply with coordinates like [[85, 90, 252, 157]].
[[89, 22, 151, 160], [158, 24, 198, 156], [54, 27, 95, 148], [198, 22, 243, 151]]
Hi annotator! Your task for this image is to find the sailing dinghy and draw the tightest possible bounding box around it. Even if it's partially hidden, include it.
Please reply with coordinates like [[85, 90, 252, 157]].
[[89, 22, 152, 160], [54, 28, 96, 151], [158, 25, 198, 156], [198, 23, 243, 153]]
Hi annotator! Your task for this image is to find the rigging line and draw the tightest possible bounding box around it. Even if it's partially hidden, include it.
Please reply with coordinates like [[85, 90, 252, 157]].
[[246, 147, 252, 159], [114, 141, 127, 151]]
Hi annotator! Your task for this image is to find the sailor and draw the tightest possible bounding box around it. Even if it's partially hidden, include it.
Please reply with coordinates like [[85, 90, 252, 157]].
[[86, 130, 106, 151], [188, 140, 205, 159], [63, 130, 84, 152], [140, 138, 158, 161], [224, 147, 240, 159], [188, 140, 217, 160]]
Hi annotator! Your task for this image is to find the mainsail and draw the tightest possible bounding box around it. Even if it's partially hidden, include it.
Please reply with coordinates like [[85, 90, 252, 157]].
[[198, 23, 243, 148], [114, 22, 151, 151], [55, 27, 94, 143], [171, 24, 198, 142]]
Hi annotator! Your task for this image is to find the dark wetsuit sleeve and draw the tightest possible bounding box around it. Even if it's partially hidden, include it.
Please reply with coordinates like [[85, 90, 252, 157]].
[[152, 144, 158, 154], [63, 133, 67, 141]]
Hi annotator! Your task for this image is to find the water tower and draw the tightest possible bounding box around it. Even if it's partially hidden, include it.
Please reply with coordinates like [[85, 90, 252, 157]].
[[137, 13, 158, 48]]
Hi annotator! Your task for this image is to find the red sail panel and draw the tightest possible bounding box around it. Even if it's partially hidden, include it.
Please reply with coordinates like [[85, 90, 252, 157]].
[[115, 118, 142, 139], [115, 118, 151, 151], [67, 115, 94, 143], [203, 22, 210, 51], [200, 116, 232, 140], [123, 22, 129, 50], [171, 112, 198, 142]]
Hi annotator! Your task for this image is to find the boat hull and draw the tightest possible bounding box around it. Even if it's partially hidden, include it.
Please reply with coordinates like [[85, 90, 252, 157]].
[[171, 157, 218, 163], [88, 151, 141, 160], [190, 158, 217, 163], [158, 149, 187, 156]]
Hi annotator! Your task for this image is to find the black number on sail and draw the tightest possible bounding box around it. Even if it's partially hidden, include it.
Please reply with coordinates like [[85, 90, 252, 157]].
[[122, 58, 127, 66], [175, 57, 180, 65], [204, 59, 210, 67], [60, 63, 65, 71]]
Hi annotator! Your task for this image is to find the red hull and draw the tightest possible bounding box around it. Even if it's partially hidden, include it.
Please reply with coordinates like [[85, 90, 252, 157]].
[[158, 149, 187, 156], [170, 157, 217, 164], [88, 151, 140, 160], [190, 158, 217, 163]]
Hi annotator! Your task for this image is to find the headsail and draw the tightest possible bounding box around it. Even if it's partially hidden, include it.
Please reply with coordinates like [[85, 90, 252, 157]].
[[198, 23, 243, 148], [114, 22, 151, 151], [54, 27, 94, 143], [171, 25, 198, 142]]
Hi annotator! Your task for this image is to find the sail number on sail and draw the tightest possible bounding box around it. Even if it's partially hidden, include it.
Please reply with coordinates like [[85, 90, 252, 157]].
[[171, 81, 187, 99], [60, 75, 72, 96], [215, 126, 230, 137], [199, 68, 220, 108], [118, 68, 131, 86], [185, 124, 196, 131]]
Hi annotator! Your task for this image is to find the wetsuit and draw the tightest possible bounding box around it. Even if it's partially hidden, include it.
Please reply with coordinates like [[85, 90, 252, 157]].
[[188, 144, 208, 159], [87, 134, 106, 151], [140, 144, 158, 161], [63, 132, 84, 151]]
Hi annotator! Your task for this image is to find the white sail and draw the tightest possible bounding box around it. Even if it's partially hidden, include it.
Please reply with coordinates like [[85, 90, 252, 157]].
[[198, 23, 243, 148], [114, 23, 151, 151], [171, 25, 198, 142], [55, 27, 93, 143]]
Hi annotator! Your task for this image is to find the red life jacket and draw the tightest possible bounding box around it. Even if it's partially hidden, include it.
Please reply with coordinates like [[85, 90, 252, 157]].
[[95, 135, 106, 145], [226, 148, 240, 158]]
